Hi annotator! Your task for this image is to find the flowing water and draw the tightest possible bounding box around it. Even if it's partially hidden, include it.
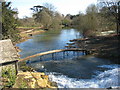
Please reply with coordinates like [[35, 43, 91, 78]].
[[17, 28, 120, 88]]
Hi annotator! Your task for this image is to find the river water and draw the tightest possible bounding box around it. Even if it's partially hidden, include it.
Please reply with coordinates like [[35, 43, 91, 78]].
[[17, 28, 120, 88]]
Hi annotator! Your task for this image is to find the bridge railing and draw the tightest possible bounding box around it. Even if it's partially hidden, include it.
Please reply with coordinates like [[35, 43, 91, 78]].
[[19, 48, 90, 62], [0, 60, 19, 75]]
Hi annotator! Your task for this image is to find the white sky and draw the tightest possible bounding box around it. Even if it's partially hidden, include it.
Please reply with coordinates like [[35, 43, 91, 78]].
[[7, 0, 97, 18]]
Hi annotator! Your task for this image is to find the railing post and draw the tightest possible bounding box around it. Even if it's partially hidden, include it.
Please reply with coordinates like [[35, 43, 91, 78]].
[[85, 50, 87, 55], [15, 60, 18, 75], [85, 50, 90, 55], [82, 51, 84, 55], [52, 53, 54, 60]]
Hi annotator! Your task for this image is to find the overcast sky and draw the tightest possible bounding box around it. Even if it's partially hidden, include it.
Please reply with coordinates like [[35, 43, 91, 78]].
[[7, 0, 97, 18]]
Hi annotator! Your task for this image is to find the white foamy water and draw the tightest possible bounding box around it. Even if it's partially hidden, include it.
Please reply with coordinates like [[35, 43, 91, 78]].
[[48, 64, 120, 88]]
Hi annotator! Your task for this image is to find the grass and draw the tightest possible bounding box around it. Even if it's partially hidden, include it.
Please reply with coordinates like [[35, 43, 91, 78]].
[[19, 81, 28, 88], [2, 66, 16, 88], [19, 33, 28, 37], [76, 35, 120, 63], [18, 61, 34, 72], [1, 62, 34, 88]]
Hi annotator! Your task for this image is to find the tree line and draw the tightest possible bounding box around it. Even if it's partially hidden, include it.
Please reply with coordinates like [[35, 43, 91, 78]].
[[19, 3, 64, 30], [64, 0, 120, 37], [19, 1, 120, 37], [0, 1, 119, 42], [71, 4, 117, 37]]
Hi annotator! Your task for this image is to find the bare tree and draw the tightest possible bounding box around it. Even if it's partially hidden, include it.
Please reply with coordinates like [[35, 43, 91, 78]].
[[97, 0, 120, 34], [43, 3, 56, 12]]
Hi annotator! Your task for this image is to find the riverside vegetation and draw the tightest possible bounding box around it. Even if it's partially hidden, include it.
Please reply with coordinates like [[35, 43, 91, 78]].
[[0, 0, 120, 89], [1, 1, 120, 43], [1, 67, 16, 88]]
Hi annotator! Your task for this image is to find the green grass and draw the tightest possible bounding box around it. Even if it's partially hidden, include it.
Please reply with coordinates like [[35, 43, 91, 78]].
[[2, 67, 16, 88], [19, 81, 28, 88]]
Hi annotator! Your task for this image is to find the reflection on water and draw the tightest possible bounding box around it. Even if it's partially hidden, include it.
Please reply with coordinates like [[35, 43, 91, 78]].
[[17, 29, 82, 58]]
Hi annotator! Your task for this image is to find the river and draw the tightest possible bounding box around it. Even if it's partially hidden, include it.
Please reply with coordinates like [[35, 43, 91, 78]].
[[16, 28, 120, 88]]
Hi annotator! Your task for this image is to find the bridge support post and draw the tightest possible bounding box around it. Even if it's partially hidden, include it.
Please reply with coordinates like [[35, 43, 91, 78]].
[[66, 51, 69, 56], [73, 51, 75, 56], [77, 51, 79, 56], [40, 56, 42, 61], [52, 53, 54, 60], [85, 50, 90, 55]]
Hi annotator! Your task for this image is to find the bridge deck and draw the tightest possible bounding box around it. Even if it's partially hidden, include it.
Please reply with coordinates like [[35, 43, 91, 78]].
[[19, 48, 87, 61]]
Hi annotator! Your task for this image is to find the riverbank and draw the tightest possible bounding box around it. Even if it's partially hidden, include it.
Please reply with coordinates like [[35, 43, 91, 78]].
[[16, 27, 45, 44], [70, 34, 120, 63], [13, 27, 45, 52]]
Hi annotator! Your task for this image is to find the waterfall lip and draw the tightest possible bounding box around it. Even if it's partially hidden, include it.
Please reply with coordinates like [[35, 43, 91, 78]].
[[97, 64, 120, 69], [48, 64, 120, 88]]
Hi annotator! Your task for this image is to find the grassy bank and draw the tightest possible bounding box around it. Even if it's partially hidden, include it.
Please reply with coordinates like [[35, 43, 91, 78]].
[[71, 35, 120, 63], [16, 27, 45, 44], [1, 67, 16, 88]]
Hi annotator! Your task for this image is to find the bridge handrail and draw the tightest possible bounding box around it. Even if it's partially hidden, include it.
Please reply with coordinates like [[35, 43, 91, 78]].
[[19, 48, 87, 62], [0, 60, 18, 66], [0, 60, 18, 75]]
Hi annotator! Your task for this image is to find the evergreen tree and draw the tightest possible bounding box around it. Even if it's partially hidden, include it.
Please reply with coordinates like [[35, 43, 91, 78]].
[[1, 2, 20, 42]]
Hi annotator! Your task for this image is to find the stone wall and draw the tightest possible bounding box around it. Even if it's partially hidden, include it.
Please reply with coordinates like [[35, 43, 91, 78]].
[[0, 39, 19, 63], [0, 39, 19, 88]]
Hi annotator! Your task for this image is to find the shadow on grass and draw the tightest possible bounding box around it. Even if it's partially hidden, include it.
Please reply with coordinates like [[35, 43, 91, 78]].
[[76, 35, 120, 64]]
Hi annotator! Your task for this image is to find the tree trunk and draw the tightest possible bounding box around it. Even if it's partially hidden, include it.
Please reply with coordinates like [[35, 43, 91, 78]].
[[118, 1, 120, 34]]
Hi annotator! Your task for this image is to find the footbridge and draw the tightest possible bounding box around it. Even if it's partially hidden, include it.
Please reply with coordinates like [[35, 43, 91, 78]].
[[19, 48, 90, 62]]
